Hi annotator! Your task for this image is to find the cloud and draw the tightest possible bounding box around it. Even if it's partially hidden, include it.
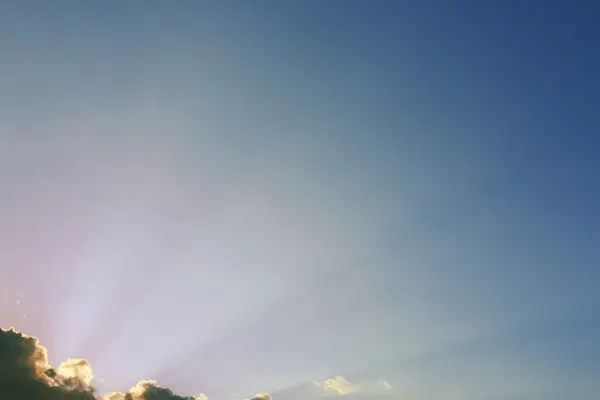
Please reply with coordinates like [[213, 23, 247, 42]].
[[0, 327, 91, 399], [247, 393, 272, 400], [1, 327, 388, 400], [0, 327, 206, 400], [56, 359, 94, 389], [313, 376, 392, 397], [105, 380, 208, 400], [314, 377, 360, 396]]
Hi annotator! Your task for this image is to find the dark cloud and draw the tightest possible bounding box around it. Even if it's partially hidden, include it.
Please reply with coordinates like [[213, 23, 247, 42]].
[[0, 328, 206, 400], [0, 327, 93, 400]]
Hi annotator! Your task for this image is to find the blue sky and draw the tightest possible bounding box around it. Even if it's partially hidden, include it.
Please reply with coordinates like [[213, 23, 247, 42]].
[[0, 1, 599, 399]]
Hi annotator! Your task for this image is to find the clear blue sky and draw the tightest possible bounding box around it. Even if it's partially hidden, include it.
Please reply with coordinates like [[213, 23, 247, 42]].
[[1, 1, 598, 399]]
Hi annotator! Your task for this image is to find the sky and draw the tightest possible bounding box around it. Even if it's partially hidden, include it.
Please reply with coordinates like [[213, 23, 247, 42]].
[[0, 1, 599, 399]]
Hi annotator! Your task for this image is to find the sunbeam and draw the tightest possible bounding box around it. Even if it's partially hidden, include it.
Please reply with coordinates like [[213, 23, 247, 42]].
[[1, 1, 600, 400]]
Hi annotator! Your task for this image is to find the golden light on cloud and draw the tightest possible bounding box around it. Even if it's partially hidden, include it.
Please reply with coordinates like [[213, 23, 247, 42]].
[[248, 392, 273, 400], [56, 358, 94, 387], [196, 392, 209, 400], [105, 380, 209, 400]]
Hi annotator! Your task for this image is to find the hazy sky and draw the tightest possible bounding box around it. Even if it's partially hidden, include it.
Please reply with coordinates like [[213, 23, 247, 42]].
[[1, 1, 599, 399]]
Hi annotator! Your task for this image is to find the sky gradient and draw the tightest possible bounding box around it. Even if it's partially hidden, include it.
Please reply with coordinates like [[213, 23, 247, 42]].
[[1, 1, 599, 399]]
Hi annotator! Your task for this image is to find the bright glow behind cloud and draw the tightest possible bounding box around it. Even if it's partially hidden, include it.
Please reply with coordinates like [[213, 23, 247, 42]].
[[56, 358, 94, 388]]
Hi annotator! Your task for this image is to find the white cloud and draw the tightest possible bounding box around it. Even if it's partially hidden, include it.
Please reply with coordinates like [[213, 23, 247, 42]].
[[248, 393, 272, 400], [313, 376, 391, 397]]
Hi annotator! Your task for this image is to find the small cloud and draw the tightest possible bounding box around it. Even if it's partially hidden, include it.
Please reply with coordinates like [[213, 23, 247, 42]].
[[248, 393, 272, 400], [105, 379, 209, 400], [314, 376, 360, 396], [314, 376, 392, 397]]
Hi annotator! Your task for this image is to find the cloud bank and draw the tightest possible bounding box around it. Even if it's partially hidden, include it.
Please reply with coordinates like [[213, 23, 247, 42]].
[[0, 327, 206, 400], [0, 328, 390, 400]]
